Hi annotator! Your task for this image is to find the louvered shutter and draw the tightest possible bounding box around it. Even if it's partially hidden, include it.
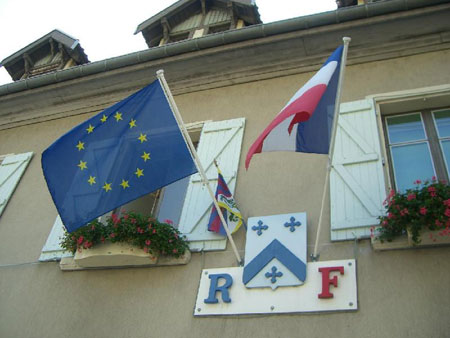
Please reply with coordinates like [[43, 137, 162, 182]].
[[39, 215, 73, 261], [0, 152, 33, 216], [330, 100, 386, 241], [178, 118, 245, 251]]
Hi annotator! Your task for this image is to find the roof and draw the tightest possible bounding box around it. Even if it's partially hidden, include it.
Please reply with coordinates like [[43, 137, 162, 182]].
[[0, 0, 448, 96], [0, 29, 89, 81], [135, 0, 259, 35]]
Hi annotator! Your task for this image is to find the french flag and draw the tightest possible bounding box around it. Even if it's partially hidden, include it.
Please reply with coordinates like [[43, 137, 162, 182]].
[[245, 45, 344, 169]]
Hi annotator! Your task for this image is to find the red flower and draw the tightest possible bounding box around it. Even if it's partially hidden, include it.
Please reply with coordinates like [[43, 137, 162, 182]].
[[445, 209, 450, 217], [153, 229, 157, 234], [407, 194, 416, 201], [77, 236, 84, 245], [101, 236, 105, 243], [387, 212, 395, 219], [110, 233, 116, 238], [172, 249, 178, 254], [131, 218, 137, 224], [432, 176, 437, 181], [444, 199, 450, 207], [400, 208, 409, 216], [436, 220, 443, 227], [164, 219, 174, 225], [420, 207, 427, 215], [145, 239, 151, 246], [123, 214, 129, 220], [414, 179, 422, 185]]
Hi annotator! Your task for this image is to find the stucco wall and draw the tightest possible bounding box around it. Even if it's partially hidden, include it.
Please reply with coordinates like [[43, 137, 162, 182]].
[[0, 50, 449, 338]]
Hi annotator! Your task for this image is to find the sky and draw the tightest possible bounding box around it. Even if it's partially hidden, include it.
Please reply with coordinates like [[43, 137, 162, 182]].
[[0, 0, 336, 85]]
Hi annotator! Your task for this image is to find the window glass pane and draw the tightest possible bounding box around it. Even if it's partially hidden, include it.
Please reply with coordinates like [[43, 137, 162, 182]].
[[386, 114, 425, 144], [440, 140, 450, 177], [434, 109, 450, 138], [157, 175, 190, 227], [391, 142, 435, 191]]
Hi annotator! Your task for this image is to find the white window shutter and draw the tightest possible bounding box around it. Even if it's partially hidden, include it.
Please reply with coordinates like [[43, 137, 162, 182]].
[[39, 215, 73, 261], [178, 118, 245, 251], [0, 152, 33, 216], [330, 99, 386, 241]]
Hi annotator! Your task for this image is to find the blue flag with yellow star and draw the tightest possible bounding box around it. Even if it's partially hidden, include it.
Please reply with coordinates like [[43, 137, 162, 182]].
[[42, 80, 197, 233]]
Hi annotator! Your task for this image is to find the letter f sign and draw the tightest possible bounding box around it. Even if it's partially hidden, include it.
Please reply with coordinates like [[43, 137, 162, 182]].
[[318, 266, 344, 299]]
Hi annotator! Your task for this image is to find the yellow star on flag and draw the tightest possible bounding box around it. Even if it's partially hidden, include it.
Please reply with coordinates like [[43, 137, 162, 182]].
[[102, 182, 112, 192], [86, 124, 94, 134], [77, 160, 88, 170], [135, 168, 144, 178], [138, 133, 147, 143], [120, 179, 130, 189], [129, 119, 137, 128], [100, 114, 108, 123], [76, 141, 85, 151], [114, 112, 123, 122], [141, 151, 151, 162], [88, 176, 96, 185]]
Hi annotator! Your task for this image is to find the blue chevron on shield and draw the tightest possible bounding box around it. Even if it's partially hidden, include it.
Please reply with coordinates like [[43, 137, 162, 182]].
[[243, 212, 307, 290]]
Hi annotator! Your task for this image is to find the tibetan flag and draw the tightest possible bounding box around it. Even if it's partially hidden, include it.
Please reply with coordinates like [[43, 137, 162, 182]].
[[42, 80, 197, 233], [207, 169, 244, 236], [245, 45, 344, 169]]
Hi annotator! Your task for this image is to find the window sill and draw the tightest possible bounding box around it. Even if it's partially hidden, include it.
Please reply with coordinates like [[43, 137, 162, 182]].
[[371, 229, 450, 251], [59, 242, 191, 271]]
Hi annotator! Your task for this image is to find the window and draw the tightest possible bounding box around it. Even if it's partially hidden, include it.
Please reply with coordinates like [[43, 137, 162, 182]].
[[384, 109, 450, 191], [329, 86, 450, 241], [0, 152, 33, 217], [41, 118, 246, 261]]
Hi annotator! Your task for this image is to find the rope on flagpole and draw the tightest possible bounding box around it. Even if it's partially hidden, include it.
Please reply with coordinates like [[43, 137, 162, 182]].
[[156, 70, 243, 266], [311, 37, 351, 261]]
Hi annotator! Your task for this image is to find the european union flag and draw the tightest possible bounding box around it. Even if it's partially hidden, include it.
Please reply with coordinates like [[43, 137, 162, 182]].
[[42, 80, 197, 232]]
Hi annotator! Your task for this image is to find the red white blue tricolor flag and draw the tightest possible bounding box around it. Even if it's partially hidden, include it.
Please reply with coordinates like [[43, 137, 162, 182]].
[[207, 169, 244, 236], [245, 45, 344, 169]]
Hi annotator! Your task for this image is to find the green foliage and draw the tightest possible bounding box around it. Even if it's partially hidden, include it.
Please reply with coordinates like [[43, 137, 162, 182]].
[[377, 178, 450, 244], [60, 212, 189, 258]]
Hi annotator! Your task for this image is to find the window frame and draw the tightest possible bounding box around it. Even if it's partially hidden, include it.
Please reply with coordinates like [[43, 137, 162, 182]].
[[382, 109, 448, 191]]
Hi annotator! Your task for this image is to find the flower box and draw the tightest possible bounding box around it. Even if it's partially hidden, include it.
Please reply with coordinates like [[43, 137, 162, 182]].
[[371, 235, 411, 251], [60, 242, 191, 270], [407, 229, 450, 247]]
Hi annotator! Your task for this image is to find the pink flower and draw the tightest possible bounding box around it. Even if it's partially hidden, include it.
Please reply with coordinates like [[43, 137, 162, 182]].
[[430, 192, 437, 198], [145, 239, 151, 246], [400, 208, 409, 216], [123, 214, 129, 220], [432, 176, 437, 181], [110, 233, 116, 238], [168, 239, 173, 243], [444, 199, 450, 207], [414, 179, 422, 185], [382, 220, 388, 227], [428, 186, 436, 193], [164, 219, 174, 225], [445, 209, 450, 217], [174, 233, 178, 239], [420, 207, 427, 215], [131, 218, 137, 224], [388, 212, 395, 219], [407, 194, 416, 201], [172, 249, 178, 254], [436, 220, 443, 227], [137, 227, 144, 234], [77, 236, 84, 245], [152, 229, 157, 234]]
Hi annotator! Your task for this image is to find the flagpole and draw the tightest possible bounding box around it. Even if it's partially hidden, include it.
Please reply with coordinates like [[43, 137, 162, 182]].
[[156, 70, 243, 266], [311, 37, 351, 261]]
